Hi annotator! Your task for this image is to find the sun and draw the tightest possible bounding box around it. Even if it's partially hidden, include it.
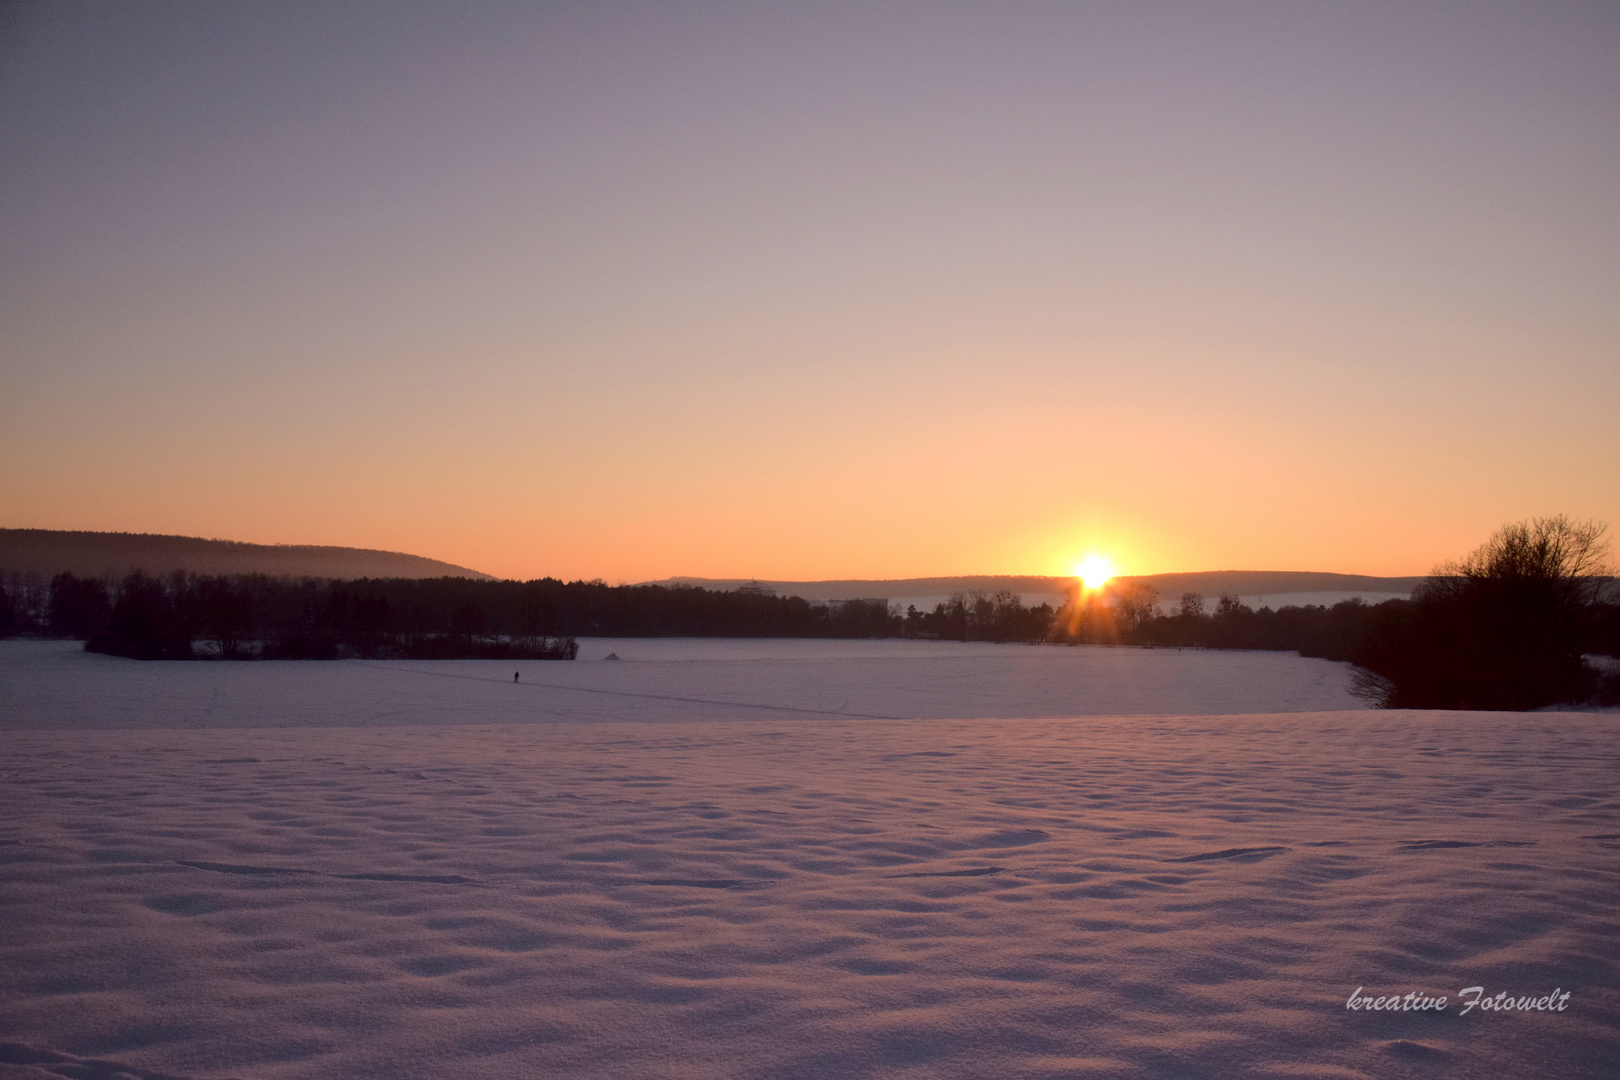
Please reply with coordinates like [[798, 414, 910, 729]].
[[1074, 554, 1115, 592]]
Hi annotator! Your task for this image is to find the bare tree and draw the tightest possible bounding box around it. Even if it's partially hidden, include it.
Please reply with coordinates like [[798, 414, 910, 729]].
[[1353, 516, 1612, 709], [1114, 583, 1159, 636], [1439, 515, 1610, 602]]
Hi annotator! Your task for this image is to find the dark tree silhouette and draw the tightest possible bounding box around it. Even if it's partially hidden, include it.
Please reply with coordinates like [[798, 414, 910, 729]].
[[1113, 583, 1159, 636], [48, 573, 111, 639], [1351, 516, 1611, 709], [3, 572, 47, 634], [87, 573, 195, 660], [195, 576, 253, 658]]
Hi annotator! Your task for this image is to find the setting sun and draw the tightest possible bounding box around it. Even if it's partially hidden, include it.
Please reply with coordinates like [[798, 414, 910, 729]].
[[1075, 555, 1115, 591]]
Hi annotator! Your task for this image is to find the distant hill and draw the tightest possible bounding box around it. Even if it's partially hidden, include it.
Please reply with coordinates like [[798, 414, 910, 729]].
[[655, 571, 1426, 604], [655, 575, 1075, 601], [0, 530, 492, 581], [1120, 570, 1427, 599]]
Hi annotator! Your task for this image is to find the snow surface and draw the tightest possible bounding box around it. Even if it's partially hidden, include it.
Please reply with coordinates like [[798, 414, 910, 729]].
[[2, 640, 1617, 1079], [0, 638, 1364, 730]]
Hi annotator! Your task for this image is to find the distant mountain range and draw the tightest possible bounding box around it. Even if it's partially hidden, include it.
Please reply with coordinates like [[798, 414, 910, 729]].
[[654, 571, 1427, 604], [0, 530, 492, 581], [1112, 570, 1427, 600], [1, 528, 1426, 600]]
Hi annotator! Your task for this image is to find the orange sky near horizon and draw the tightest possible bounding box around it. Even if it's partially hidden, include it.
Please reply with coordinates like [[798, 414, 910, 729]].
[[3, 5, 1616, 584], [7, 327, 1607, 584]]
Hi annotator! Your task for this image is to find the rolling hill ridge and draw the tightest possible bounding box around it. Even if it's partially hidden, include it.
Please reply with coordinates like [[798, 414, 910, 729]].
[[0, 530, 492, 581]]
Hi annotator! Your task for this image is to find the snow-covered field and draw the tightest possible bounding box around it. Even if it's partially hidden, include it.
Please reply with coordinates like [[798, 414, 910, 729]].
[[0, 637, 1364, 730], [2, 640, 1617, 1079]]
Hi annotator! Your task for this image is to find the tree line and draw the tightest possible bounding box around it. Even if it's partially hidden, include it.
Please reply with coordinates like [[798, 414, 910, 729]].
[[900, 591, 1057, 643], [3, 516, 1614, 709], [3, 571, 905, 659]]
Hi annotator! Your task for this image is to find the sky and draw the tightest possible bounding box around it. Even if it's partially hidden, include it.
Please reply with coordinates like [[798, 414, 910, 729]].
[[2, 1, 1617, 582]]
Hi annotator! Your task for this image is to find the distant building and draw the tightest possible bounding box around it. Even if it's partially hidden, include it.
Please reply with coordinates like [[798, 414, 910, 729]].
[[736, 581, 776, 597]]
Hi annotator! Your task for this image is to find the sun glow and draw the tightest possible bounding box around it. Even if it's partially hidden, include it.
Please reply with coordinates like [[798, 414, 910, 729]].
[[1075, 554, 1115, 592]]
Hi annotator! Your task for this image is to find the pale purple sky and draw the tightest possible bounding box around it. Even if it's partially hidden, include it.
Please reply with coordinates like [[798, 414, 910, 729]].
[[3, 2, 1616, 580]]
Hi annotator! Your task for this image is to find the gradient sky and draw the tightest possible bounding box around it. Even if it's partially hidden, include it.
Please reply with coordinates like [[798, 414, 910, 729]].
[[3, 2, 1617, 582]]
